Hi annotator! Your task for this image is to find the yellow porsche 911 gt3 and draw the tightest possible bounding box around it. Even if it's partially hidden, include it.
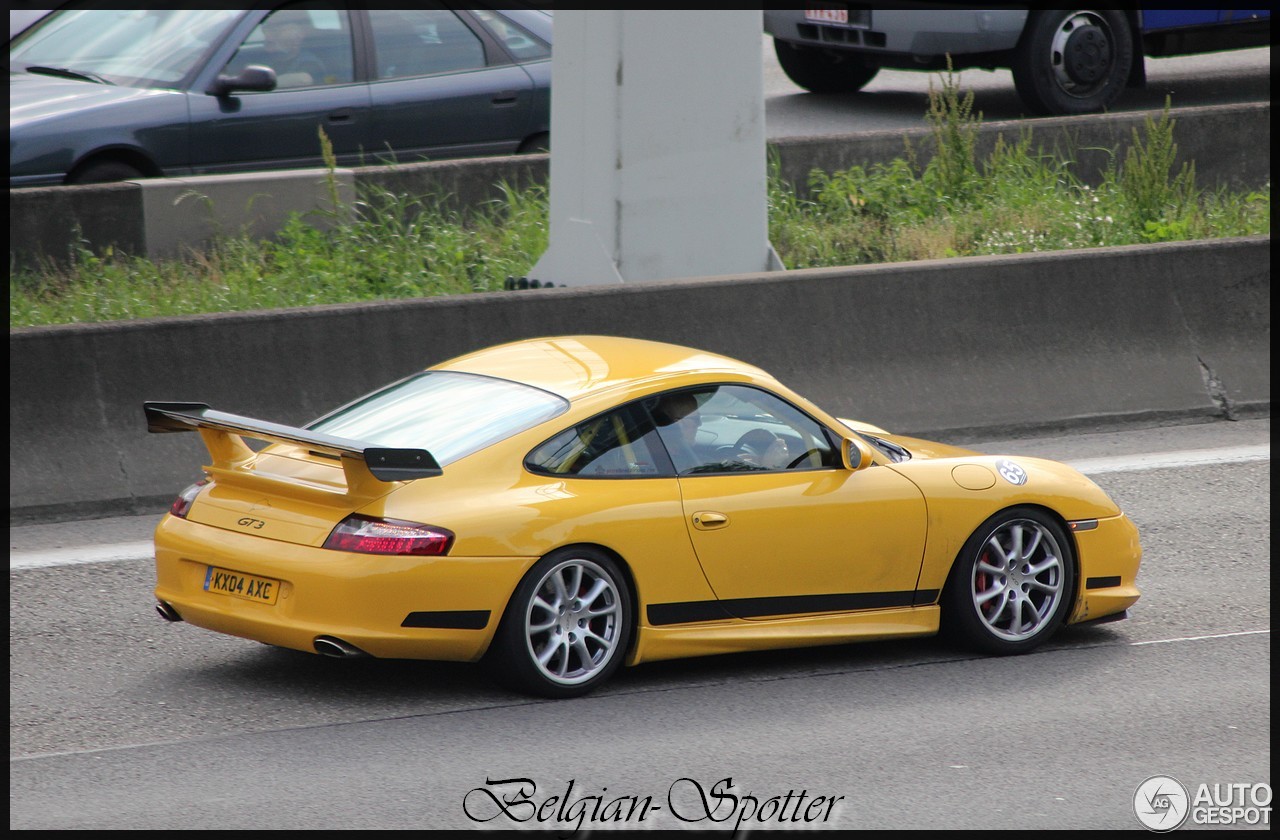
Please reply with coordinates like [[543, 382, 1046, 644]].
[[145, 335, 1141, 698]]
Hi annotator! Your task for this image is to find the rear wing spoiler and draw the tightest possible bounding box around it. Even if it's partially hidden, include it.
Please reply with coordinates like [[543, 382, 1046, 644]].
[[144, 401, 441, 490]]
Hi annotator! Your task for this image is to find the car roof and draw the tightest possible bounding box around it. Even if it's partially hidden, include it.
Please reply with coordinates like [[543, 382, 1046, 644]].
[[430, 335, 773, 400]]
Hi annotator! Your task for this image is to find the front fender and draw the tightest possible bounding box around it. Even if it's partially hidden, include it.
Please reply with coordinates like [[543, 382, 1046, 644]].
[[889, 455, 1123, 595]]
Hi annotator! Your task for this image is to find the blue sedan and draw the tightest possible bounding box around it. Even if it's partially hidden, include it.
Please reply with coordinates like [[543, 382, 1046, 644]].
[[9, 8, 552, 187]]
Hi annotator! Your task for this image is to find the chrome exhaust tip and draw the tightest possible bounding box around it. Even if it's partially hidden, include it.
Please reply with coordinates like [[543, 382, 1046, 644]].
[[155, 600, 183, 622], [314, 636, 368, 659]]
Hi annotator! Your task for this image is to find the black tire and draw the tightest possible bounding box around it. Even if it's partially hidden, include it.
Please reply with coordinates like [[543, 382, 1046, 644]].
[[941, 507, 1075, 655], [517, 132, 550, 154], [773, 38, 879, 94], [1010, 10, 1133, 116], [486, 547, 632, 699], [66, 159, 146, 185]]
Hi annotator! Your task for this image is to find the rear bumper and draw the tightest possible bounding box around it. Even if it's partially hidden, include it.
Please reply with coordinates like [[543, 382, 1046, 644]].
[[153, 514, 534, 661]]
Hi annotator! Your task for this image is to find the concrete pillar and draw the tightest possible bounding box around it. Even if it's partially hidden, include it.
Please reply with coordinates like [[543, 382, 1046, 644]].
[[528, 10, 783, 287]]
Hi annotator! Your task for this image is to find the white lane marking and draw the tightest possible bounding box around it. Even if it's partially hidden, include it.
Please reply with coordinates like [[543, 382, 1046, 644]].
[[1068, 444, 1269, 475], [8, 445, 1269, 571], [10, 540, 155, 570], [1129, 628, 1270, 646]]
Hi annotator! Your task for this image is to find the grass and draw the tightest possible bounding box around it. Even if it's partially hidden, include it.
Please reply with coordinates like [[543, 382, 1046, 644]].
[[9, 71, 1270, 329]]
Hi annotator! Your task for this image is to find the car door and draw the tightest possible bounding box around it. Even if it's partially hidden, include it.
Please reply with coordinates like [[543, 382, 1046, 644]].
[[188, 7, 371, 174], [361, 8, 537, 162], [660, 385, 929, 620]]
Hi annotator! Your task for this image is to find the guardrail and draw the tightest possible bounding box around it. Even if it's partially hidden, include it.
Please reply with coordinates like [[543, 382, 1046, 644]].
[[9, 235, 1270, 524], [8, 102, 1269, 269]]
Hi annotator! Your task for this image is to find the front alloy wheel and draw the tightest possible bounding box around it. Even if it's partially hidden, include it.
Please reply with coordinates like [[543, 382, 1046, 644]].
[[943, 508, 1075, 654], [488, 548, 632, 698]]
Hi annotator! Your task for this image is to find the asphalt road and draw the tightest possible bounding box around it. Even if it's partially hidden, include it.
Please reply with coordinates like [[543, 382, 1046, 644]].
[[762, 39, 1272, 136], [9, 416, 1270, 830]]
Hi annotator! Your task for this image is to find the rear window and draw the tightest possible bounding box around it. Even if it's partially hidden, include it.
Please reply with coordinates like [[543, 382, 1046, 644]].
[[308, 371, 567, 465]]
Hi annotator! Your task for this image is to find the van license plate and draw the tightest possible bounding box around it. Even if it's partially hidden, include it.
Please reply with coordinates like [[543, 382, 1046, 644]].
[[806, 7, 848, 25]]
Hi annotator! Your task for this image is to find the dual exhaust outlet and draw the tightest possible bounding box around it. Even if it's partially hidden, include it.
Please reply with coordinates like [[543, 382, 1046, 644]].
[[155, 601, 367, 659]]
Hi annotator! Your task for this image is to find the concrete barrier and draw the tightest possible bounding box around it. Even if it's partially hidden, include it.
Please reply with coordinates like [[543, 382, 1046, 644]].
[[9, 235, 1269, 525], [8, 102, 1270, 269]]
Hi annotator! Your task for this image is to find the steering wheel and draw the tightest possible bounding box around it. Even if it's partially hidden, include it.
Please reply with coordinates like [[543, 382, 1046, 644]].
[[734, 429, 785, 467]]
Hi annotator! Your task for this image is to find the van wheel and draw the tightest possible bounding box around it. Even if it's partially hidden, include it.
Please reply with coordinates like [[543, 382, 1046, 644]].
[[773, 39, 879, 94], [1011, 10, 1133, 115]]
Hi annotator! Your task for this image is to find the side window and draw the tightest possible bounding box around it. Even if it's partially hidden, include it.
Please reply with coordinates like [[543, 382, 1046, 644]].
[[470, 9, 551, 61], [648, 385, 840, 476], [227, 6, 354, 89], [369, 9, 486, 80], [526, 403, 671, 478]]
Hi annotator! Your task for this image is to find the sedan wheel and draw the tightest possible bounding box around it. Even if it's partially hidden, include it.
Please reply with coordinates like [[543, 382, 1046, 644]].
[[488, 548, 631, 698], [66, 159, 146, 185], [943, 507, 1075, 654]]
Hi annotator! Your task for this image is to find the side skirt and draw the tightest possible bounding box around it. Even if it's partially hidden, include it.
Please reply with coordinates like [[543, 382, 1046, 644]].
[[627, 605, 940, 666]]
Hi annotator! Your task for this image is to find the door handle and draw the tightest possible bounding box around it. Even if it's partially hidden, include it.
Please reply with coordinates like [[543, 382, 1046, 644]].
[[491, 90, 518, 106], [692, 511, 729, 530], [327, 108, 353, 123]]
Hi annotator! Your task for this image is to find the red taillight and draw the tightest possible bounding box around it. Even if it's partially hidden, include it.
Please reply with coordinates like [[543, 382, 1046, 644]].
[[169, 479, 208, 519], [323, 515, 454, 556]]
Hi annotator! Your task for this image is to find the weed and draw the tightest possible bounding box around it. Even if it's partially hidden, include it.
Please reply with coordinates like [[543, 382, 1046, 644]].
[[9, 85, 1269, 327]]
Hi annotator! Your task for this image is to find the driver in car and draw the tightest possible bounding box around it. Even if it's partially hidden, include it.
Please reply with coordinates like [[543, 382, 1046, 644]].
[[261, 13, 326, 88], [652, 391, 791, 472]]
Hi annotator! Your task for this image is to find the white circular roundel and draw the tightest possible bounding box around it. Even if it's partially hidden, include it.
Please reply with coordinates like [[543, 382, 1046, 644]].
[[996, 459, 1027, 486], [1133, 775, 1190, 832]]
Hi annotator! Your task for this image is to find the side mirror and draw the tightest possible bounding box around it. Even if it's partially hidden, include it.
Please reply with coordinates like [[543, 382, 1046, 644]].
[[208, 65, 277, 96], [841, 437, 874, 471]]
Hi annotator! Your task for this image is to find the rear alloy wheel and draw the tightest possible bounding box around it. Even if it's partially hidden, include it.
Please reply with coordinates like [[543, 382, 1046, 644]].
[[943, 508, 1075, 655], [67, 159, 146, 185], [488, 548, 631, 698], [773, 38, 879, 94], [1011, 10, 1133, 116]]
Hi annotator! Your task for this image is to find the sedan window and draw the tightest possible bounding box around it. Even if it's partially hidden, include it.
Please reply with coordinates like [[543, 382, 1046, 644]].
[[470, 9, 552, 61], [369, 9, 487, 80], [225, 6, 354, 89]]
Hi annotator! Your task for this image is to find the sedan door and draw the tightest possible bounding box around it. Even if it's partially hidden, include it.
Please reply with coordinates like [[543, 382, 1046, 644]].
[[188, 8, 371, 174], [362, 8, 537, 162]]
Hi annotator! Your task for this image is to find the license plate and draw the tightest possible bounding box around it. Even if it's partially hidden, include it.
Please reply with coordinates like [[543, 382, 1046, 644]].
[[804, 6, 869, 27], [806, 6, 848, 25], [204, 566, 280, 605]]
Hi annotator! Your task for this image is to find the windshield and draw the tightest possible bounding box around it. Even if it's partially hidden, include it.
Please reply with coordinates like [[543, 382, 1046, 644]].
[[9, 9, 241, 88], [308, 371, 569, 466]]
